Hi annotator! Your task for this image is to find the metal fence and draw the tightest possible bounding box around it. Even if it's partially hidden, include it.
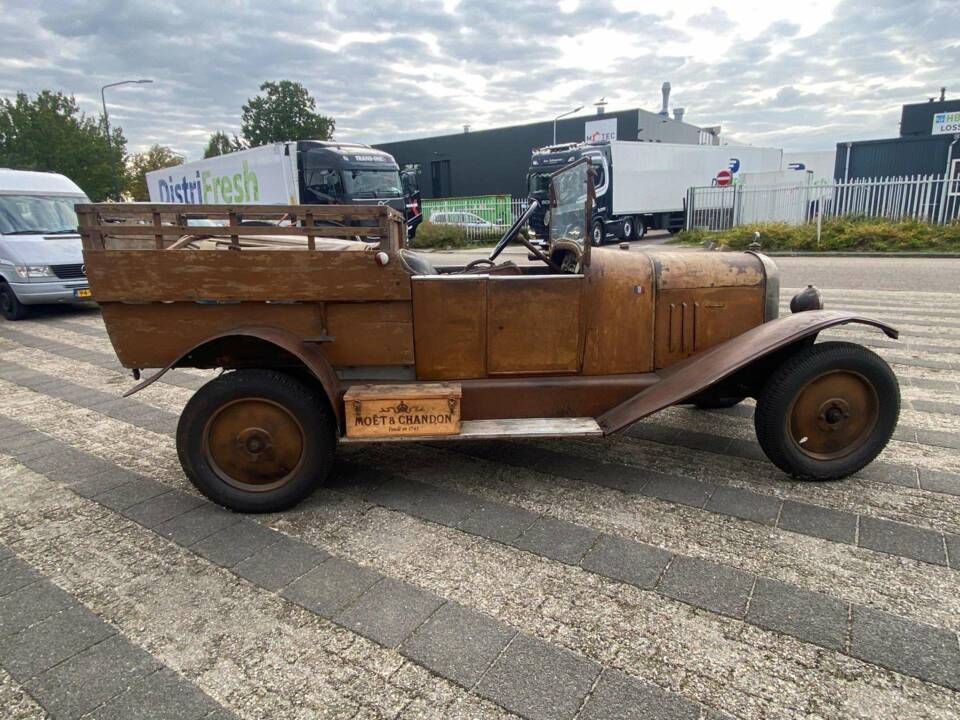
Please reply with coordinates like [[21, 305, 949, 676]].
[[686, 174, 960, 231], [421, 196, 528, 240]]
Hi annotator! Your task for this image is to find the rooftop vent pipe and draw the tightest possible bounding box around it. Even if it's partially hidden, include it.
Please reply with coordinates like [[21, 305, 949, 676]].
[[660, 82, 671, 116], [673, 107, 685, 123]]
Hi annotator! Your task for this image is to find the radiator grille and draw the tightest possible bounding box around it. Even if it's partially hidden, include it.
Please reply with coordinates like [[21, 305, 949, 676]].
[[50, 264, 86, 280]]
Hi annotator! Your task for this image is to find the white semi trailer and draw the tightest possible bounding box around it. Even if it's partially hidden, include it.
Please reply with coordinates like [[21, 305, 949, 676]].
[[526, 141, 783, 244]]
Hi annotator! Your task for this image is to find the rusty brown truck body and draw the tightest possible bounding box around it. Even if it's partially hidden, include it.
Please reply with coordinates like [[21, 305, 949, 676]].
[[79, 160, 900, 512]]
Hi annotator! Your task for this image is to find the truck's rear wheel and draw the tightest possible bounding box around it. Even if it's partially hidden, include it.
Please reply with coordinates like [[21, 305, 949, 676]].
[[0, 281, 29, 321], [755, 342, 899, 480], [629, 216, 646, 241], [177, 369, 335, 512]]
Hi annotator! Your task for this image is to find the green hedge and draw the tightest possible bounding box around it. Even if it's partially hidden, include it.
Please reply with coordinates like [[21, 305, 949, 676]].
[[673, 217, 960, 252]]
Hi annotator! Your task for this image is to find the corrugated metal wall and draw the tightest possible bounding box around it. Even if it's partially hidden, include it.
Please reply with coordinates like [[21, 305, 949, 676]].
[[834, 135, 956, 180]]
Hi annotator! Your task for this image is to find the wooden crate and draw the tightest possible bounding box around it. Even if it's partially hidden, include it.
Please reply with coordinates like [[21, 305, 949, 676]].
[[343, 383, 461, 439]]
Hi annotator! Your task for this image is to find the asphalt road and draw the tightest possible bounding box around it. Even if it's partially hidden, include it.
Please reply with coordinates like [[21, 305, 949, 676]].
[[0, 262, 958, 719]]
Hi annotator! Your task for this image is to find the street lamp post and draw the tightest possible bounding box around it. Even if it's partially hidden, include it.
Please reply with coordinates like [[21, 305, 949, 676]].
[[100, 79, 153, 200], [553, 105, 584, 145]]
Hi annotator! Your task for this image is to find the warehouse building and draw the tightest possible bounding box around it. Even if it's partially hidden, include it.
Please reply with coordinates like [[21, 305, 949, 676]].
[[835, 90, 960, 180], [375, 84, 720, 199]]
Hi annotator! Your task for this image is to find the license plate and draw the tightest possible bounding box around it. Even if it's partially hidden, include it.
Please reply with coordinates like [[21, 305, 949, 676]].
[[74, 288, 92, 299]]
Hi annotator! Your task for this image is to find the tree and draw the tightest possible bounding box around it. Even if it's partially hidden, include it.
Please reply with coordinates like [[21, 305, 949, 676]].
[[0, 90, 126, 201], [125, 145, 184, 201], [203, 130, 244, 158], [240, 80, 335, 147]]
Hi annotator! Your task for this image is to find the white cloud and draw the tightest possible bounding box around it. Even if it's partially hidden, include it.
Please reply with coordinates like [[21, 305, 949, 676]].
[[0, 0, 956, 159]]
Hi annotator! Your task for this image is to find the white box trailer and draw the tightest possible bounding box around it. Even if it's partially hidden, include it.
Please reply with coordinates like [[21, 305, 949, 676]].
[[146, 141, 423, 236], [527, 140, 782, 243], [147, 143, 299, 205]]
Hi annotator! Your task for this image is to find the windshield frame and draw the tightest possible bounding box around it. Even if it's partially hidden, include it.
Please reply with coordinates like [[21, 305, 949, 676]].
[[548, 158, 595, 268], [0, 192, 88, 235]]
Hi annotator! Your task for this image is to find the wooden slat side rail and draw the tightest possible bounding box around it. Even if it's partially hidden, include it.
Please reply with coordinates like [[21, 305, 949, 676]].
[[228, 211, 240, 250], [76, 207, 104, 250], [79, 225, 387, 238], [83, 249, 412, 302], [75, 203, 403, 220], [305, 211, 315, 251], [152, 211, 163, 249]]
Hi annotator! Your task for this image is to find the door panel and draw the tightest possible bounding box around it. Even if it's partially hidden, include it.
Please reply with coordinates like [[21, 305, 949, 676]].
[[486, 276, 582, 375], [581, 249, 655, 374], [412, 277, 486, 380]]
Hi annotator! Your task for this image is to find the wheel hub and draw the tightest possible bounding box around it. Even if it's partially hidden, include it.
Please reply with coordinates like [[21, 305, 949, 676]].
[[788, 370, 879, 460], [236, 427, 275, 460], [816, 398, 851, 431], [203, 398, 305, 492]]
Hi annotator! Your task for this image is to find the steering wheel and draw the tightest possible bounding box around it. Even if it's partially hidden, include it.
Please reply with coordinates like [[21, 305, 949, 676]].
[[488, 226, 562, 273], [463, 258, 495, 271]]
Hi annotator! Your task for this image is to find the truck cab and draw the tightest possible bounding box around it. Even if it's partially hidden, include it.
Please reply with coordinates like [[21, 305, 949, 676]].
[[528, 142, 628, 246], [297, 141, 423, 238], [0, 169, 91, 320]]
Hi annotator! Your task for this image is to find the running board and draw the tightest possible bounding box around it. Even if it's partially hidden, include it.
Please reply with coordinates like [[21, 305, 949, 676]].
[[340, 417, 603, 443]]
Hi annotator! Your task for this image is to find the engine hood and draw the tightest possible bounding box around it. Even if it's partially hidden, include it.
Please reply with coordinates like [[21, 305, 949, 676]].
[[0, 233, 84, 266]]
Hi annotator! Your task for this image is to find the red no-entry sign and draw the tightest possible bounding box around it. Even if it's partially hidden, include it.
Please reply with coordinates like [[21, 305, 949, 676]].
[[716, 169, 732, 186]]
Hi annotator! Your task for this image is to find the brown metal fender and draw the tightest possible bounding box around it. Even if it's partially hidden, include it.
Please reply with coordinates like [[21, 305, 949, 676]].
[[598, 310, 898, 434], [122, 326, 343, 429]]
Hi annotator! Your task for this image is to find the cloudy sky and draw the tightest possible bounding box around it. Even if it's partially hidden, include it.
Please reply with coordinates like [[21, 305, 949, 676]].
[[3, 0, 958, 160]]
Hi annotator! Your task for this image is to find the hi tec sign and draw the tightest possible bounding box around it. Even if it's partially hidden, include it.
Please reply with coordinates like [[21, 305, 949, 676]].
[[585, 118, 617, 142], [932, 112, 960, 135]]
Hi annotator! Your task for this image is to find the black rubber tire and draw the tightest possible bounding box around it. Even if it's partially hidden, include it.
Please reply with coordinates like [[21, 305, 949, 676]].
[[0, 281, 29, 321], [631, 216, 646, 241], [619, 217, 634, 241], [177, 369, 336, 512], [591, 219, 604, 246], [693, 396, 745, 410], [755, 342, 899, 480]]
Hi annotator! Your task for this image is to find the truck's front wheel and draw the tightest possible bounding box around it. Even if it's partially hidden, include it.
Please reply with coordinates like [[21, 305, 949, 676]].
[[177, 369, 336, 512]]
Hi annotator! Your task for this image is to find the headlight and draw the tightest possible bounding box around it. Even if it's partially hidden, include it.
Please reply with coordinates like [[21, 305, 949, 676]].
[[14, 265, 54, 279], [790, 284, 823, 313]]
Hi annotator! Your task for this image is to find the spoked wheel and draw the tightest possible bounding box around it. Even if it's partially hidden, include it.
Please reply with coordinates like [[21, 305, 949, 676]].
[[755, 342, 899, 480], [177, 369, 335, 512]]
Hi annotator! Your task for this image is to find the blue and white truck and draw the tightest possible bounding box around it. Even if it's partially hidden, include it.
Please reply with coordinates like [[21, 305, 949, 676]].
[[526, 140, 782, 245]]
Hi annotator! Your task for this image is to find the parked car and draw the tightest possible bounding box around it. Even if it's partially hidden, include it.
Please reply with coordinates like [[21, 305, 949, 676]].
[[79, 159, 900, 513], [430, 211, 506, 230], [0, 169, 91, 320]]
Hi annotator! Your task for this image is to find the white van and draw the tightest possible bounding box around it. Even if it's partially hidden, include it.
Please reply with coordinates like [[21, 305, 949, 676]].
[[0, 169, 91, 320]]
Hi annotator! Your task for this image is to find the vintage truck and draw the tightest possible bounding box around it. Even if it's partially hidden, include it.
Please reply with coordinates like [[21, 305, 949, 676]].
[[78, 160, 900, 513]]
